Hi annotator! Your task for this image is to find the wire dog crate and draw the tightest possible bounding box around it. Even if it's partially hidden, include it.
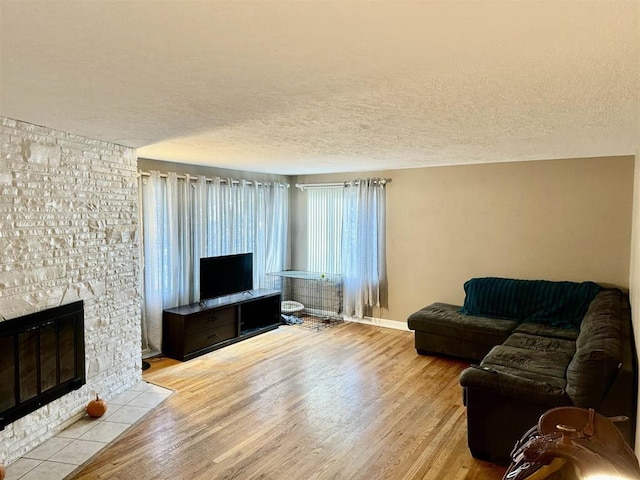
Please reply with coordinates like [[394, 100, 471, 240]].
[[267, 270, 343, 330]]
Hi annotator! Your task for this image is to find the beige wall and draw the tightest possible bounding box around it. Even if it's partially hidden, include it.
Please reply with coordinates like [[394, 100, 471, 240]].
[[293, 156, 634, 323], [631, 155, 640, 453], [633, 6, 640, 453], [628, 165, 640, 455]]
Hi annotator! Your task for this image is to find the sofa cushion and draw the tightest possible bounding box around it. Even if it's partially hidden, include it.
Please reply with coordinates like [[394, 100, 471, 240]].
[[460, 333, 574, 405], [408, 302, 518, 346], [565, 290, 624, 407], [459, 332, 576, 405], [459, 364, 570, 406], [485, 333, 576, 381], [513, 322, 580, 341], [502, 333, 576, 356], [460, 277, 601, 328]]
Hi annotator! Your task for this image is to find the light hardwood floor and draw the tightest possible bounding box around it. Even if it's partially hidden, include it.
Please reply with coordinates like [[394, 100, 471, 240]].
[[68, 322, 506, 480]]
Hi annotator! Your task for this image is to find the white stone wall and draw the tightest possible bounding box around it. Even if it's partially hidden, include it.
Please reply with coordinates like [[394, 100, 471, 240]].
[[0, 117, 142, 464]]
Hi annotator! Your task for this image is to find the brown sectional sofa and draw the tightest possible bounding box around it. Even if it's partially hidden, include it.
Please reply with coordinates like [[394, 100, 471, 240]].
[[407, 280, 637, 464]]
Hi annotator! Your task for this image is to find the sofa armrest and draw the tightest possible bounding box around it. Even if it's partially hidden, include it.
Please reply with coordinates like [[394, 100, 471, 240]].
[[460, 366, 570, 406], [597, 293, 637, 446]]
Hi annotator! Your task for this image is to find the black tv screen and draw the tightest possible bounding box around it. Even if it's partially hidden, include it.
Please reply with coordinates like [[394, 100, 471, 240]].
[[200, 253, 253, 300]]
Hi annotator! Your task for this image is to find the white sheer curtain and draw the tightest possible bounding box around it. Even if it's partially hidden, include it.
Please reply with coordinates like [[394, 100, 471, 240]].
[[140, 171, 289, 352], [141, 171, 163, 353], [341, 179, 386, 318]]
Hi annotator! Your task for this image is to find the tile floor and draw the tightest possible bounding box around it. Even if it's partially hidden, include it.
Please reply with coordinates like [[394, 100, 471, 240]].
[[5, 381, 173, 480]]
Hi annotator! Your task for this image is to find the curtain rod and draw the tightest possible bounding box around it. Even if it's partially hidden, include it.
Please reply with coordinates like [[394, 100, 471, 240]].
[[138, 170, 289, 188], [295, 178, 391, 191]]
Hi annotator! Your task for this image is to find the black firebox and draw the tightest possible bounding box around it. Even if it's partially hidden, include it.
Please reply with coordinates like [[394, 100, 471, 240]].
[[0, 300, 85, 430]]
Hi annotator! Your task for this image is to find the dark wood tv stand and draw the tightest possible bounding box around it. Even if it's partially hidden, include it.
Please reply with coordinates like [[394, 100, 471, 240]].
[[162, 289, 281, 361]]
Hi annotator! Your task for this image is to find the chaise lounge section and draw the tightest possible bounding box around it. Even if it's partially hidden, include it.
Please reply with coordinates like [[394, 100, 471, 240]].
[[408, 302, 518, 361], [408, 278, 637, 464]]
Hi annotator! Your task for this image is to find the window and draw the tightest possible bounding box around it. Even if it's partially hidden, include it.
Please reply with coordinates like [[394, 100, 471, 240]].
[[301, 179, 387, 318], [306, 187, 343, 274]]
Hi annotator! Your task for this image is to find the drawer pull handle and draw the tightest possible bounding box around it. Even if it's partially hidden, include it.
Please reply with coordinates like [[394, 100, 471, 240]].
[[207, 333, 218, 340], [206, 317, 218, 323]]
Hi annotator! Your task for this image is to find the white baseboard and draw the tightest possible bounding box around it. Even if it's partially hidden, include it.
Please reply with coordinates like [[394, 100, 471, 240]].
[[343, 315, 410, 331]]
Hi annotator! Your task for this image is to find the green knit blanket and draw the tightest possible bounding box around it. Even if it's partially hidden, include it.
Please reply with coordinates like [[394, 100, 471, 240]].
[[460, 277, 601, 329]]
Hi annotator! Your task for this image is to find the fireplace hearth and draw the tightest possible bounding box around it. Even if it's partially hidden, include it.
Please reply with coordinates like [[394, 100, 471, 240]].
[[0, 301, 85, 430]]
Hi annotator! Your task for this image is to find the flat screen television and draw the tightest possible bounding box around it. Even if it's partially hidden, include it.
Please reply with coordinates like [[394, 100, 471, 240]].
[[200, 253, 253, 300]]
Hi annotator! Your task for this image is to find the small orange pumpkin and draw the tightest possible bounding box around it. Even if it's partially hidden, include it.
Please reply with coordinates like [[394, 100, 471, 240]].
[[86, 394, 108, 418]]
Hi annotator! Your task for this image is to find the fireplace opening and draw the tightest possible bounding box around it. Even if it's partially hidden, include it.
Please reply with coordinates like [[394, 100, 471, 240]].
[[0, 300, 85, 430]]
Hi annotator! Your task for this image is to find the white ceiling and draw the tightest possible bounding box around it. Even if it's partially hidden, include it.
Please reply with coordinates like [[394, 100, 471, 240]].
[[1, 1, 638, 175]]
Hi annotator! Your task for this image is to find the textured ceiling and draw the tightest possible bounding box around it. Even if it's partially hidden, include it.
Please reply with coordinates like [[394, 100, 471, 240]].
[[1, 1, 638, 175]]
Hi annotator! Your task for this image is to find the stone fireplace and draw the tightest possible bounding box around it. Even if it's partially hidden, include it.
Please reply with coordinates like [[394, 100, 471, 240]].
[[0, 117, 141, 464]]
